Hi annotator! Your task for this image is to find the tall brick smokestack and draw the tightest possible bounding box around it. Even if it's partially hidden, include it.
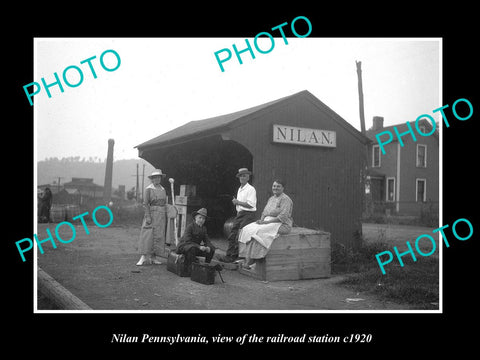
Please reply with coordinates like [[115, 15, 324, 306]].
[[103, 138, 114, 202]]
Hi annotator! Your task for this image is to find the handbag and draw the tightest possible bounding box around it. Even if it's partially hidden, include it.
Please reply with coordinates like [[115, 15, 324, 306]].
[[166, 204, 178, 219]]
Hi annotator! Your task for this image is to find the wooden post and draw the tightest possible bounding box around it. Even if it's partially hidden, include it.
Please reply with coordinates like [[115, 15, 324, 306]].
[[37, 267, 92, 310]]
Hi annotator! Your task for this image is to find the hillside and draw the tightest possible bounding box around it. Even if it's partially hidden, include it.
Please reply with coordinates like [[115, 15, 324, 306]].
[[37, 157, 157, 191]]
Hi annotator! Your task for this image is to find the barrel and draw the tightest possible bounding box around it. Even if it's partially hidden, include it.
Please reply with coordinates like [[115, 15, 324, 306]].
[[50, 204, 66, 222], [65, 204, 81, 222], [223, 216, 236, 238]]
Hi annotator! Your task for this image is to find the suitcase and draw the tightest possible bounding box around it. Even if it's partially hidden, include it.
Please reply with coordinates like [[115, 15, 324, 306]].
[[166, 251, 190, 277], [190, 262, 224, 285]]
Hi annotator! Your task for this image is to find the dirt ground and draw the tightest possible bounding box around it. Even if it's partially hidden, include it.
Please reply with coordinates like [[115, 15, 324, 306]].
[[36, 222, 436, 311]]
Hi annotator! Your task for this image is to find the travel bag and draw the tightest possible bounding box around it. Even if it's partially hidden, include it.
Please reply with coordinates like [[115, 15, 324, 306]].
[[190, 262, 224, 285], [166, 251, 190, 277]]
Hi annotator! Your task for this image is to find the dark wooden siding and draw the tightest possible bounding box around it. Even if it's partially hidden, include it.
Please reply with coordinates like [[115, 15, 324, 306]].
[[230, 96, 366, 247]]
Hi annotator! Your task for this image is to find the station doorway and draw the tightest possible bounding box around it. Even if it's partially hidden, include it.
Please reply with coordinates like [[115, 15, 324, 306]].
[[142, 135, 253, 236]]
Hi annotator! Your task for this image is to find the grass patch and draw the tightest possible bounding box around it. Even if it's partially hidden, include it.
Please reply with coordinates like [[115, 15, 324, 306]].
[[332, 242, 439, 309]]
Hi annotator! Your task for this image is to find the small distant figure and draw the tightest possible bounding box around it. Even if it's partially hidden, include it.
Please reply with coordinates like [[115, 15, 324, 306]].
[[38, 187, 53, 223]]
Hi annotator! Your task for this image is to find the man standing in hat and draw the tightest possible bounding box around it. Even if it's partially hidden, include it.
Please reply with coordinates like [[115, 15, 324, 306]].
[[220, 168, 257, 263]]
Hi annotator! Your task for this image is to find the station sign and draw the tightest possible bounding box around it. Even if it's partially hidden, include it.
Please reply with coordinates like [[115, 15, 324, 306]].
[[273, 124, 336, 148]]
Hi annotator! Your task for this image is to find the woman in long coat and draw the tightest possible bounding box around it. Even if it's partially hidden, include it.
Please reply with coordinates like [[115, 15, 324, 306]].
[[136, 169, 168, 266]]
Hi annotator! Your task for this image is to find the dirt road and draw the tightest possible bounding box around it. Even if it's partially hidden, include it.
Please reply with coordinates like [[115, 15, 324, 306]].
[[36, 223, 422, 311]]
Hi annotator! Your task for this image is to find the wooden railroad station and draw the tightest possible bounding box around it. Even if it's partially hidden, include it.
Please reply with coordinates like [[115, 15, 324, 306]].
[[136, 90, 369, 279]]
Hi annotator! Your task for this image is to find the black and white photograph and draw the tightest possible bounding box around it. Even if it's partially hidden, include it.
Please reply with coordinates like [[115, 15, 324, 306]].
[[32, 36, 442, 313], [7, 7, 478, 354], [34, 35, 442, 311]]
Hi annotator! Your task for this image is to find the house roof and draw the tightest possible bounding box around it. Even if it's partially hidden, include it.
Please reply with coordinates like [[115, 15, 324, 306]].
[[63, 178, 103, 189], [64, 188, 81, 195], [38, 184, 62, 194], [365, 119, 439, 143], [136, 90, 370, 151]]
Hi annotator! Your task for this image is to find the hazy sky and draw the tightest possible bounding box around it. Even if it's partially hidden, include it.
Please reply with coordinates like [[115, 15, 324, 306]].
[[35, 37, 440, 161]]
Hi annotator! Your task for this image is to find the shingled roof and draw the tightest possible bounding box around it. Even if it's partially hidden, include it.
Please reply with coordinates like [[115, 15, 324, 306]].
[[365, 119, 439, 143], [135, 90, 369, 151]]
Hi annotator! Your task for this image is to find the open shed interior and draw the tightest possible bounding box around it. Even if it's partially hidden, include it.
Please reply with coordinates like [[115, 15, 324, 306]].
[[142, 135, 253, 236]]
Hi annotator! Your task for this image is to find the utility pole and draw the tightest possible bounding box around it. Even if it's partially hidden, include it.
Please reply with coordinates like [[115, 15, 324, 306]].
[[356, 60, 366, 134], [136, 163, 139, 202], [141, 164, 145, 202], [356, 61, 368, 243], [55, 176, 64, 193], [131, 163, 139, 202]]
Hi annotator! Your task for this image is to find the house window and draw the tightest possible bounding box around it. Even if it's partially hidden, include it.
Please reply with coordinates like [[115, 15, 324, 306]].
[[386, 177, 395, 202], [416, 178, 426, 202], [417, 144, 427, 167], [372, 145, 381, 167]]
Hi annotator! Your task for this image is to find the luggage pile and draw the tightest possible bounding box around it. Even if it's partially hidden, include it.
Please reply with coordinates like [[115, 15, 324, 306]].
[[167, 251, 224, 285]]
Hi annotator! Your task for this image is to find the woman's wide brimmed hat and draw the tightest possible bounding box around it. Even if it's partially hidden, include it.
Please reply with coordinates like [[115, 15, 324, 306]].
[[236, 167, 252, 177], [192, 208, 208, 218], [148, 169, 166, 178]]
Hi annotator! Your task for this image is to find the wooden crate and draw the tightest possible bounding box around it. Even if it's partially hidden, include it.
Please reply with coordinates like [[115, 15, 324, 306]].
[[175, 204, 202, 238], [180, 184, 196, 197], [238, 227, 331, 281]]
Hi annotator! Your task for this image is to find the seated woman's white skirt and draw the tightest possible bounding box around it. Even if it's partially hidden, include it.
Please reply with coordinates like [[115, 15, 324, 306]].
[[238, 218, 281, 259]]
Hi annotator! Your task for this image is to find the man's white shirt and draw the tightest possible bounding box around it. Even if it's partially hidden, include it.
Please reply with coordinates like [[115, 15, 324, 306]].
[[236, 182, 257, 212]]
